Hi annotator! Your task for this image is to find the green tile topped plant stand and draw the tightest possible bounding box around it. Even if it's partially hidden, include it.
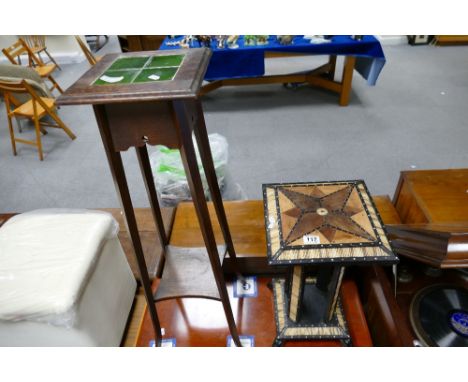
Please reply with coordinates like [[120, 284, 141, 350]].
[[57, 48, 243, 347], [263, 180, 399, 346]]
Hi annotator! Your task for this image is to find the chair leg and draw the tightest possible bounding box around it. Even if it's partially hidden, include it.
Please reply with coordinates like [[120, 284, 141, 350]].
[[47, 75, 63, 94], [7, 115, 17, 156], [48, 112, 76, 140], [44, 48, 61, 70], [33, 118, 44, 161], [36, 51, 45, 65]]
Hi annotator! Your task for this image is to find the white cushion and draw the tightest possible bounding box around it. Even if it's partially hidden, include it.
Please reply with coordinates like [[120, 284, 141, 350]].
[[0, 236, 137, 346], [0, 210, 117, 322]]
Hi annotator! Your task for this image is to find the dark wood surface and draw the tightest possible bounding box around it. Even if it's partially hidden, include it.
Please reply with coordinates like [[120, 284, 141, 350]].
[[387, 223, 468, 268], [393, 168, 468, 224], [354, 195, 416, 346], [170, 200, 267, 255], [137, 276, 371, 347], [170, 200, 274, 274], [357, 265, 415, 346], [391, 169, 468, 268], [56, 48, 211, 105], [104, 102, 179, 151]]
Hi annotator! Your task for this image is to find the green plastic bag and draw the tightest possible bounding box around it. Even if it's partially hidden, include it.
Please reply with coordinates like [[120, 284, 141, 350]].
[[149, 133, 228, 204]]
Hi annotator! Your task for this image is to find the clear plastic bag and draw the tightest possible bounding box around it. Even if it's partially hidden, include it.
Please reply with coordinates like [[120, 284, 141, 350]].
[[150, 133, 228, 205]]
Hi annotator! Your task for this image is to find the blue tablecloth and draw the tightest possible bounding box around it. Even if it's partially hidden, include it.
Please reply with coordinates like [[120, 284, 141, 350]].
[[160, 35, 386, 85]]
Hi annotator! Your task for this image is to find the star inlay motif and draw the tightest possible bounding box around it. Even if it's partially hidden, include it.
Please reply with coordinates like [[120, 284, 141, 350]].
[[279, 185, 375, 244]]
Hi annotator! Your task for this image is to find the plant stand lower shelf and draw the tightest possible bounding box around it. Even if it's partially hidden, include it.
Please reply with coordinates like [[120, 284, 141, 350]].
[[154, 245, 226, 301]]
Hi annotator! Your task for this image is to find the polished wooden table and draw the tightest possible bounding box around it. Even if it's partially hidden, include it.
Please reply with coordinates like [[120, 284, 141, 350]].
[[0, 195, 406, 346], [136, 196, 401, 346]]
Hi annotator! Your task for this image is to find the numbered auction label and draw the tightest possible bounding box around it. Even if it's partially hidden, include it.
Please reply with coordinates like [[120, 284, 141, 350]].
[[303, 235, 320, 245]]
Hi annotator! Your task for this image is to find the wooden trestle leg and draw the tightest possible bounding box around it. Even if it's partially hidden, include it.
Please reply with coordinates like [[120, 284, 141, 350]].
[[339, 56, 356, 106], [173, 99, 242, 347], [94, 105, 163, 346], [327, 55, 337, 81]]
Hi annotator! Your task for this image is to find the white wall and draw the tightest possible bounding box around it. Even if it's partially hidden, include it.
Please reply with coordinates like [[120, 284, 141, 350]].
[[0, 35, 86, 64]]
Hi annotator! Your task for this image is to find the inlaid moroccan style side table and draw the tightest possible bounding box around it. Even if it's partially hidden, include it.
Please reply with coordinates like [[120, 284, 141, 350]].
[[263, 180, 398, 345]]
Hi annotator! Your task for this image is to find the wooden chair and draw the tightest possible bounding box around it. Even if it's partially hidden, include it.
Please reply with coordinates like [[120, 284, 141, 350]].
[[0, 79, 76, 161], [2, 38, 63, 94], [75, 36, 102, 66], [21, 35, 61, 70]]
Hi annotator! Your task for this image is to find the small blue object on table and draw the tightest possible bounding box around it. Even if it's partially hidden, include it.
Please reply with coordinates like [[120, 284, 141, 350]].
[[160, 35, 386, 106]]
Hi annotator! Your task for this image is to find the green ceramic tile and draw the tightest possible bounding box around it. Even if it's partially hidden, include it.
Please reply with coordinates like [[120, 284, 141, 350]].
[[107, 56, 150, 70], [147, 54, 184, 68], [132, 68, 178, 83], [93, 69, 138, 85]]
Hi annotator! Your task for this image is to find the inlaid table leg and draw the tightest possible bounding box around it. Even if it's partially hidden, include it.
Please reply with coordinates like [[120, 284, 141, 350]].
[[135, 144, 168, 278], [174, 100, 242, 347], [94, 105, 163, 346], [288, 266, 305, 323], [325, 266, 346, 322]]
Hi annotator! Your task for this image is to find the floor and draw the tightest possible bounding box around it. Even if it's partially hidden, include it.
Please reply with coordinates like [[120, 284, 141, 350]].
[[1, 37, 468, 212]]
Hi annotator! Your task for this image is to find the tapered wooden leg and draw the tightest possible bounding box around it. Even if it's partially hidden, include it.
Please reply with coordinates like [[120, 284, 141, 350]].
[[36, 51, 45, 65], [174, 100, 242, 347], [93, 105, 163, 346], [135, 144, 168, 278], [192, 100, 237, 261], [339, 56, 356, 106]]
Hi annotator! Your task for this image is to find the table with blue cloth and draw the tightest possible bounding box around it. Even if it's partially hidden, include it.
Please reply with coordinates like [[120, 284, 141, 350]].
[[160, 35, 386, 106]]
